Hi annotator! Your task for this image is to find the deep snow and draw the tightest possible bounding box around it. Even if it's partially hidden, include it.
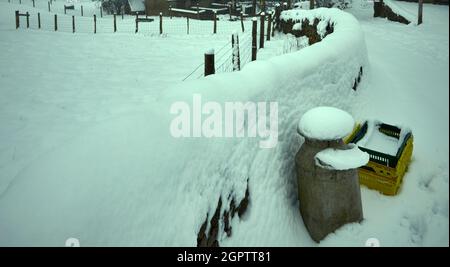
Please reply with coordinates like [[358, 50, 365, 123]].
[[0, 1, 448, 247]]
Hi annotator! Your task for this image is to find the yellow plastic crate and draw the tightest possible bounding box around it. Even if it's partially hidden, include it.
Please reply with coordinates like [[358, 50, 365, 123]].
[[345, 121, 413, 196]]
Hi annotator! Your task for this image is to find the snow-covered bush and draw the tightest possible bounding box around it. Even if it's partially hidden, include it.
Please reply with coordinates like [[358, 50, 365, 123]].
[[316, 0, 353, 9]]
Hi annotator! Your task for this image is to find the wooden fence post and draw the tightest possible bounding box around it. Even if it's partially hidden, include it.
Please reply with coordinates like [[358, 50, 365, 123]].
[[267, 12, 272, 41], [72, 15, 75, 33], [159, 12, 163, 34], [272, 11, 276, 38], [205, 50, 215, 76], [240, 12, 244, 32], [252, 17, 257, 61], [374, 0, 382, 17], [196, 3, 200, 20], [48, 1, 51, 12], [26, 12, 29, 28], [187, 17, 189, 34], [213, 11, 217, 34], [310, 0, 315, 9], [122, 8, 124, 20], [64, 5, 66, 14], [135, 13, 138, 33], [19, 0, 21, 4], [236, 34, 240, 70], [228, 4, 232, 20], [232, 34, 236, 70], [232, 34, 240, 71], [54, 14, 57, 31], [418, 0, 423, 25], [94, 14, 96, 34], [113, 14, 117, 32], [252, 0, 256, 16], [288, 0, 291, 9], [100, 6, 103, 18], [32, 0, 35, 8], [259, 12, 265, 49], [15, 10, 19, 29], [38, 12, 41, 29], [81, 5, 83, 16]]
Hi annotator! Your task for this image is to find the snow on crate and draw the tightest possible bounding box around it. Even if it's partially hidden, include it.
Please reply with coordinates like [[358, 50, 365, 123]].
[[354, 120, 412, 156], [315, 143, 370, 170], [297, 106, 355, 140]]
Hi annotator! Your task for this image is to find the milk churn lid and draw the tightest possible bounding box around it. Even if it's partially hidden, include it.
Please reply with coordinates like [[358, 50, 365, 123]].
[[315, 143, 370, 170], [298, 106, 355, 140]]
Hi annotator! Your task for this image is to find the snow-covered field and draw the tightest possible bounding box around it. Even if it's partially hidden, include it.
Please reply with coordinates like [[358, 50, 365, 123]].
[[4, 0, 253, 34], [346, 2, 449, 246], [0, 1, 448, 247]]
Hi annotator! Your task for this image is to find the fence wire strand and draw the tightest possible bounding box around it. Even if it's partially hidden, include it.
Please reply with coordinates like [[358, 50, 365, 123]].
[[183, 31, 254, 81]]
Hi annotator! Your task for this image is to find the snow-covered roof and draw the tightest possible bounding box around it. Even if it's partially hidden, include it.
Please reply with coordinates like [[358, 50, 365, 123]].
[[170, 8, 206, 14], [197, 7, 228, 12], [128, 0, 145, 12], [298, 106, 355, 140], [315, 143, 369, 170]]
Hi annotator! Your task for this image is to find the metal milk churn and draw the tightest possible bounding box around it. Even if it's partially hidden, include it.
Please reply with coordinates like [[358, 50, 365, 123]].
[[294, 106, 368, 243]]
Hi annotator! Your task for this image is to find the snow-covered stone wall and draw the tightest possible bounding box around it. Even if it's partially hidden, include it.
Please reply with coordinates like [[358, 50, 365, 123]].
[[161, 8, 369, 246], [170, 8, 368, 100]]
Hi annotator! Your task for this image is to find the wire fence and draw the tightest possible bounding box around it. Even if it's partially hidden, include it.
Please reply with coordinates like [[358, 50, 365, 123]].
[[8, 0, 274, 82], [14, 12, 260, 35], [10, 1, 260, 35], [181, 31, 256, 81], [7, 0, 103, 16], [8, 0, 277, 35]]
